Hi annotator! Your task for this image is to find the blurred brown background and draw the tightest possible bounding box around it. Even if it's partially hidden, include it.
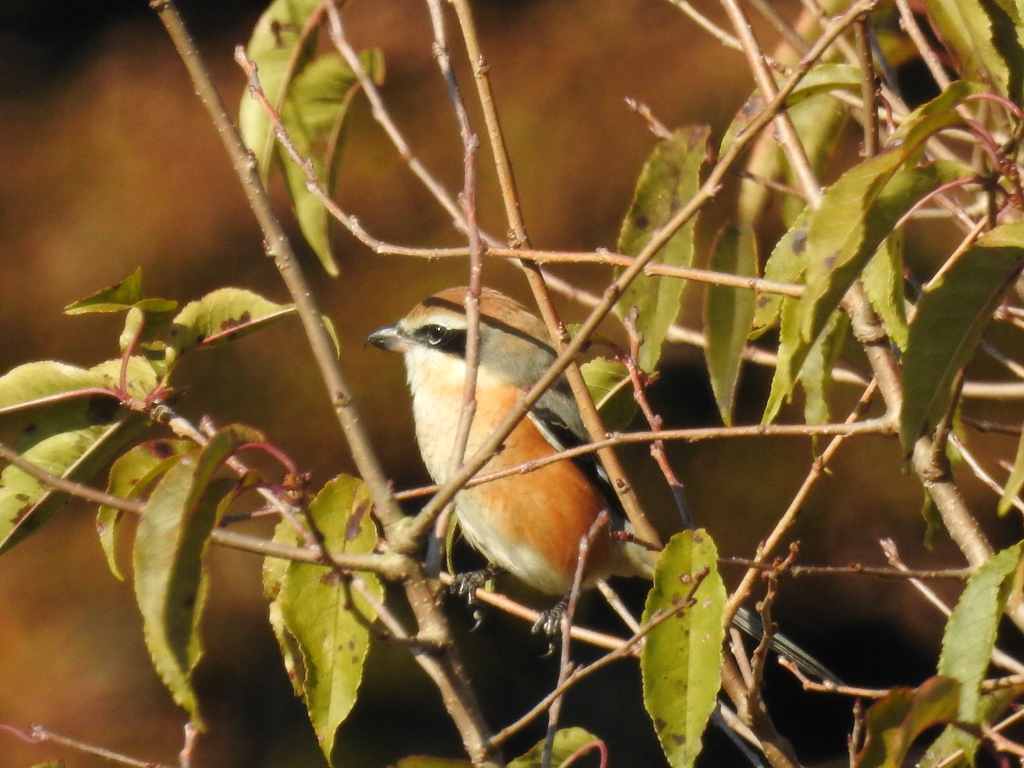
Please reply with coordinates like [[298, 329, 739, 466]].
[[1, 0, 1021, 766]]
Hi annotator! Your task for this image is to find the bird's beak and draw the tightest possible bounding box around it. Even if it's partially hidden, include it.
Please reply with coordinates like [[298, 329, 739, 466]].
[[367, 323, 411, 352]]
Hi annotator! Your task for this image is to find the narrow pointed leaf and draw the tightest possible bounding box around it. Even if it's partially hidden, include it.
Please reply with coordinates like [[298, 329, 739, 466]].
[[862, 235, 909, 350], [279, 50, 383, 275], [64, 267, 176, 315], [133, 425, 262, 724], [1000, 430, 1024, 514], [938, 543, 1023, 723], [800, 311, 849, 426], [641, 529, 725, 768], [922, 0, 1023, 100], [616, 126, 710, 372], [98, 439, 193, 581], [263, 516, 305, 697], [133, 450, 236, 726], [508, 728, 602, 768], [705, 224, 757, 425], [762, 297, 801, 425], [239, 0, 324, 179], [277, 475, 382, 761], [752, 207, 811, 337], [901, 221, 1024, 451], [799, 160, 972, 346], [855, 676, 961, 768]]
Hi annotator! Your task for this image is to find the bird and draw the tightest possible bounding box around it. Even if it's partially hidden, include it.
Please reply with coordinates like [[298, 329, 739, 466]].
[[367, 286, 655, 603], [368, 287, 839, 682]]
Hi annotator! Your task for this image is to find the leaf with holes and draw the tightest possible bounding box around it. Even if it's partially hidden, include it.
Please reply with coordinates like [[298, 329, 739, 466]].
[[276, 475, 382, 762]]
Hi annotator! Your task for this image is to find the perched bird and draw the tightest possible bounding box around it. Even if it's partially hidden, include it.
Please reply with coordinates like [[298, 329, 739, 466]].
[[367, 286, 654, 599], [369, 287, 838, 682]]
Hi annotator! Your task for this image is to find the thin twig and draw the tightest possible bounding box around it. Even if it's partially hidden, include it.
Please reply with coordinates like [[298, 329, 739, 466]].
[[0, 723, 174, 768], [542, 511, 609, 768]]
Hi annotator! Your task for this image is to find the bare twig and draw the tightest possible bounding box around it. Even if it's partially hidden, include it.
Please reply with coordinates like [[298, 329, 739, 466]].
[[0, 723, 173, 768], [542, 511, 610, 768]]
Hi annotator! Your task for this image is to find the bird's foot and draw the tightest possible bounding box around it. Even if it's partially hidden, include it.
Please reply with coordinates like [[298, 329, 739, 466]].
[[449, 566, 503, 630], [531, 597, 569, 656]]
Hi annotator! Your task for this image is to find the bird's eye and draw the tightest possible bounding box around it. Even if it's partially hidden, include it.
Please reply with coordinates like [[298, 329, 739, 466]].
[[421, 324, 449, 345], [415, 324, 467, 356]]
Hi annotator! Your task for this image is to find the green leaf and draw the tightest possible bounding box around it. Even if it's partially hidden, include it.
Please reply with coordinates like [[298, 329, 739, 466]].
[[751, 207, 811, 337], [279, 50, 384, 275], [263, 515, 305, 697], [641, 529, 725, 768], [799, 160, 971, 347], [901, 221, 1024, 452], [508, 728, 602, 768], [862, 234, 909, 351], [762, 298, 800, 424], [166, 288, 295, 363], [239, 0, 384, 275], [119, 305, 180, 363], [855, 677, 961, 768], [581, 358, 637, 430], [705, 224, 757, 425], [239, 0, 325, 178], [133, 425, 262, 724], [919, 684, 1024, 768], [0, 361, 107, 417], [615, 125, 710, 372], [720, 64, 859, 158], [922, 0, 1024, 100], [1001, 430, 1024, 514], [90, 356, 160, 402], [277, 475, 382, 762], [64, 267, 177, 315], [938, 543, 1023, 723], [800, 311, 849, 426], [780, 88, 851, 226], [97, 439, 193, 581], [0, 403, 146, 554]]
